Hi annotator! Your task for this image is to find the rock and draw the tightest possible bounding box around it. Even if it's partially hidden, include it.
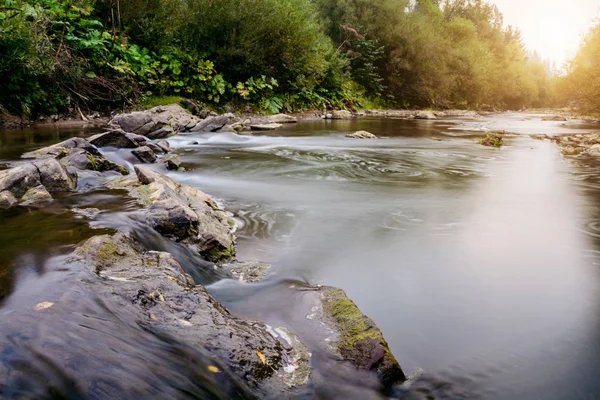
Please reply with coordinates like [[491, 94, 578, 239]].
[[109, 111, 152, 133], [89, 130, 139, 148], [0, 162, 43, 199], [22, 137, 101, 159], [131, 146, 157, 164], [182, 99, 201, 115], [74, 233, 311, 391], [20, 185, 53, 206], [110, 104, 202, 137], [414, 111, 437, 120], [161, 154, 181, 170], [197, 109, 212, 119], [562, 145, 579, 156], [0, 158, 76, 208], [587, 144, 600, 155], [190, 115, 230, 132], [542, 115, 568, 122], [250, 123, 283, 131], [230, 121, 247, 132], [224, 261, 271, 283], [330, 110, 354, 120], [61, 148, 129, 175], [31, 158, 77, 192], [443, 110, 479, 117], [317, 286, 406, 388], [22, 137, 128, 175], [530, 134, 549, 141], [146, 126, 175, 140], [126, 132, 149, 145], [0, 190, 17, 208], [156, 140, 171, 153], [145, 142, 167, 155], [365, 110, 414, 119], [107, 166, 236, 263], [268, 114, 297, 124], [71, 207, 102, 219], [217, 124, 236, 133], [346, 131, 378, 139]]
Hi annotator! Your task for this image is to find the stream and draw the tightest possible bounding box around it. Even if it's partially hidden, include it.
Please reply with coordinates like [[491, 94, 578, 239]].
[[1, 113, 600, 399]]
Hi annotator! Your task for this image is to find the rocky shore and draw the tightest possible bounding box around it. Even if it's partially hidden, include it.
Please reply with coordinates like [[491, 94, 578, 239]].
[[531, 132, 600, 157], [0, 104, 409, 397]]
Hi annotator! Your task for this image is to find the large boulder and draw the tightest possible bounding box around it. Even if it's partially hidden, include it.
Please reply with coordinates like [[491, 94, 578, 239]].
[[110, 104, 202, 136], [0, 158, 77, 208], [107, 166, 236, 263], [22, 137, 100, 159], [75, 233, 311, 392], [33, 158, 78, 192], [89, 130, 139, 148], [190, 115, 230, 132], [22, 137, 128, 175]]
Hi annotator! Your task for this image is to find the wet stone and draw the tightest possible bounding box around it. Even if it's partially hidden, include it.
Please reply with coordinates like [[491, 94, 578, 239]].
[[161, 154, 181, 170], [131, 146, 157, 163]]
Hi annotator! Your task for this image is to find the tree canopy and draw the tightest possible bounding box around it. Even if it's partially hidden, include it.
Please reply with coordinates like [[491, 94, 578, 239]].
[[0, 0, 563, 116]]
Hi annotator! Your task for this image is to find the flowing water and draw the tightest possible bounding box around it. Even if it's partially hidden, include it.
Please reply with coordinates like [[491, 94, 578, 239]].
[[2, 113, 600, 399]]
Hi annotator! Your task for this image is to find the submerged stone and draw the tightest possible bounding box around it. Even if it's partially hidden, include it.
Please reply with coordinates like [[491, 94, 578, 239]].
[[346, 131, 378, 139], [224, 260, 271, 282]]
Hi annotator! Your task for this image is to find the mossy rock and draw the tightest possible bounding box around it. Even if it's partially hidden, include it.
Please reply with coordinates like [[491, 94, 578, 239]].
[[320, 286, 406, 388]]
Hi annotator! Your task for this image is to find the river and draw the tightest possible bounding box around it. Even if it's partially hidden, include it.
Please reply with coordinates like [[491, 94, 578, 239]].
[[1, 113, 600, 399]]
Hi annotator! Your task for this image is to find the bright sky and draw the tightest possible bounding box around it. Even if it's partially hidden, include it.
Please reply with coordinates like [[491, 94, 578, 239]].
[[491, 0, 600, 68]]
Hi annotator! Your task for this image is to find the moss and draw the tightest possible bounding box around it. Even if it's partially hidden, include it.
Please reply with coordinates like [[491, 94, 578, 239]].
[[202, 244, 235, 264], [321, 287, 405, 387], [134, 184, 158, 206], [77, 236, 122, 272], [95, 241, 120, 264], [322, 288, 375, 342], [478, 132, 503, 147], [86, 154, 99, 171]]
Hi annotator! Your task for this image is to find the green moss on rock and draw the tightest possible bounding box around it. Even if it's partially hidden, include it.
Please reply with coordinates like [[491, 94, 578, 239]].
[[202, 243, 236, 264], [320, 287, 406, 388]]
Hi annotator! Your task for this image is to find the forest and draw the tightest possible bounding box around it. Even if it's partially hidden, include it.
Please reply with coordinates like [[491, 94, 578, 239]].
[[0, 0, 598, 118]]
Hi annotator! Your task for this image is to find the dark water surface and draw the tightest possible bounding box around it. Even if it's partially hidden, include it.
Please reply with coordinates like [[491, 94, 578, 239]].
[[2, 113, 600, 399]]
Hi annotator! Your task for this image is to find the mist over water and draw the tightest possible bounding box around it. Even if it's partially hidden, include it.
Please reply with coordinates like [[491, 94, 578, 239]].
[[2, 113, 600, 398]]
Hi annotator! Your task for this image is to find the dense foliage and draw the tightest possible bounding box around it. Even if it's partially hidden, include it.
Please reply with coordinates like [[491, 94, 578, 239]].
[[559, 23, 600, 114], [0, 0, 558, 117]]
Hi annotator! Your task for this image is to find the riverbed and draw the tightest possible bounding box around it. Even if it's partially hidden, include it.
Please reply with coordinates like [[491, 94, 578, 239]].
[[2, 113, 600, 399]]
